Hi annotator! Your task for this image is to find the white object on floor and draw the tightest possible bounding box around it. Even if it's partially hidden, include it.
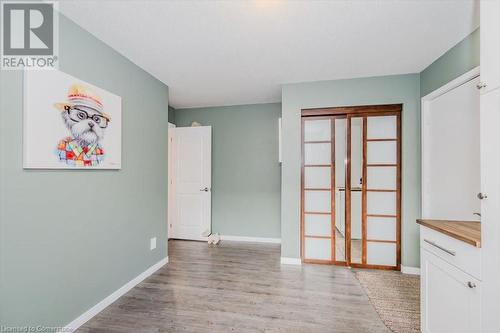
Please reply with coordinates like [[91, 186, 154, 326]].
[[208, 233, 220, 245]]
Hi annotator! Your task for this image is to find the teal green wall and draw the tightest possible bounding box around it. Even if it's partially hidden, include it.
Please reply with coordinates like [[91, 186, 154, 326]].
[[281, 74, 421, 267], [175, 104, 281, 239], [421, 29, 479, 97], [168, 106, 176, 124], [0, 14, 169, 326]]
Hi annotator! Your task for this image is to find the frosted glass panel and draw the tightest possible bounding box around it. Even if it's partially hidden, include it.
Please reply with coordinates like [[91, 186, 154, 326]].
[[304, 143, 331, 165], [367, 166, 397, 190], [351, 190, 362, 239], [335, 118, 347, 188], [367, 116, 397, 139], [367, 191, 396, 215], [367, 242, 396, 266], [367, 217, 396, 241], [304, 167, 331, 189], [351, 118, 364, 188], [351, 239, 362, 264], [367, 141, 397, 164], [304, 214, 331, 237], [304, 238, 331, 260], [304, 119, 331, 141], [304, 190, 331, 213]]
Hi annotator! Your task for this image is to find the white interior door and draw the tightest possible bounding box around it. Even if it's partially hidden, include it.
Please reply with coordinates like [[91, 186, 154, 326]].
[[171, 126, 212, 241]]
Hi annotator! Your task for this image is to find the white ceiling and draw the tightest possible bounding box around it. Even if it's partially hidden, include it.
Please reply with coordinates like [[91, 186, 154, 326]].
[[59, 0, 479, 109]]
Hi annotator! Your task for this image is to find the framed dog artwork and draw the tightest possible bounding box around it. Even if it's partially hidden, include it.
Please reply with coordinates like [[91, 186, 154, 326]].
[[23, 70, 122, 169]]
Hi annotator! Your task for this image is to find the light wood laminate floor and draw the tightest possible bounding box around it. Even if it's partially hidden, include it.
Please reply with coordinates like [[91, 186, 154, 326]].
[[77, 240, 390, 333]]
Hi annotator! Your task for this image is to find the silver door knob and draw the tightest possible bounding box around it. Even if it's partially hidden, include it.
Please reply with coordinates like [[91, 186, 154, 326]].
[[200, 187, 209, 192], [477, 192, 488, 200], [476, 82, 487, 90], [467, 281, 477, 289]]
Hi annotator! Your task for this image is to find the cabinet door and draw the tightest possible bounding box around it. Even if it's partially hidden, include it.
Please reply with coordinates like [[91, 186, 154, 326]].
[[421, 249, 481, 333], [480, 83, 500, 332], [480, 0, 500, 94]]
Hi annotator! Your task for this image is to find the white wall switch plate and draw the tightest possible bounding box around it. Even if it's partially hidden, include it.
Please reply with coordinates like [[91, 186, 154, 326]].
[[150, 237, 157, 250]]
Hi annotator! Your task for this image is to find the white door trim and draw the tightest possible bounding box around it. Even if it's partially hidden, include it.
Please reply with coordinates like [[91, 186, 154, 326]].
[[280, 257, 302, 265], [167, 122, 176, 239], [220, 235, 281, 244], [59, 257, 168, 333]]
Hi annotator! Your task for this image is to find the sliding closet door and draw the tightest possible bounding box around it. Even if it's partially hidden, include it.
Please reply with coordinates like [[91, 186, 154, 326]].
[[363, 114, 401, 268], [301, 105, 401, 269], [301, 117, 334, 263]]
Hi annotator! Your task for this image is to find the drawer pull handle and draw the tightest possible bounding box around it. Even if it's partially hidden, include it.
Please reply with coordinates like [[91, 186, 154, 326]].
[[467, 281, 477, 289], [424, 239, 456, 256]]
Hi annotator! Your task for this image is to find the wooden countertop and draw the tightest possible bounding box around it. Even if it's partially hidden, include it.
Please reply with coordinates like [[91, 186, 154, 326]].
[[417, 219, 481, 248]]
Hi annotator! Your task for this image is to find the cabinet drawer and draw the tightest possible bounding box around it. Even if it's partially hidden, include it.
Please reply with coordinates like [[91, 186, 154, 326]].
[[420, 226, 481, 280], [421, 249, 481, 333]]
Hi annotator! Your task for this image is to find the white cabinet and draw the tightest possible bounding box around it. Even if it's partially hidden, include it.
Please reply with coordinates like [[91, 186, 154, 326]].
[[421, 249, 481, 333], [480, 0, 500, 94], [480, 2, 500, 327], [480, 77, 500, 333], [420, 226, 481, 333]]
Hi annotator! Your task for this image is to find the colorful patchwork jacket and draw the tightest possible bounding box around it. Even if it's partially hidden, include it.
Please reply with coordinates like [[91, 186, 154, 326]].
[[56, 137, 104, 167]]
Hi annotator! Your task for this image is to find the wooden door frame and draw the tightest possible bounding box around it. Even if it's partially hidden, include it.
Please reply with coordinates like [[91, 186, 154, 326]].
[[301, 104, 402, 270]]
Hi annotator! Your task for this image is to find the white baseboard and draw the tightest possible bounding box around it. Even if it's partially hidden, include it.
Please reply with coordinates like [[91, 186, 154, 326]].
[[60, 256, 168, 333], [280, 257, 302, 265], [220, 235, 281, 244], [401, 265, 420, 275]]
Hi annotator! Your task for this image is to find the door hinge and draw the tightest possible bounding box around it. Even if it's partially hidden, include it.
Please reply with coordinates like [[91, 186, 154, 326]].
[[476, 82, 487, 90]]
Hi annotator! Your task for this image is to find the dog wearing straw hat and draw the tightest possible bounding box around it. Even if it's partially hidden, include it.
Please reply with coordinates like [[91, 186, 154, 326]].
[[54, 84, 111, 167]]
